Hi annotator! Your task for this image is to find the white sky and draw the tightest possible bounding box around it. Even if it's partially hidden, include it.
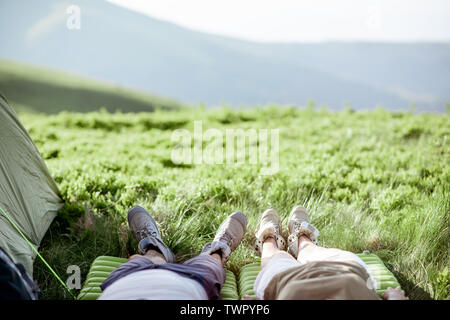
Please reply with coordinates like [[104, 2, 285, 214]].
[[106, 0, 450, 43]]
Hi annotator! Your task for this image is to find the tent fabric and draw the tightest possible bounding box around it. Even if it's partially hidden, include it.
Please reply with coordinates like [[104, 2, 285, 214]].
[[0, 93, 63, 276]]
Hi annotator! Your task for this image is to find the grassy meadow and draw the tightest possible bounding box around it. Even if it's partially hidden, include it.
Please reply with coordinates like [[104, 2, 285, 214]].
[[14, 105, 449, 300]]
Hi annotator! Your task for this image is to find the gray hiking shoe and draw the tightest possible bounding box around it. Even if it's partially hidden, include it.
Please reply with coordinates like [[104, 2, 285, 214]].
[[254, 209, 286, 255], [128, 206, 176, 263], [287, 205, 319, 258], [201, 211, 247, 264]]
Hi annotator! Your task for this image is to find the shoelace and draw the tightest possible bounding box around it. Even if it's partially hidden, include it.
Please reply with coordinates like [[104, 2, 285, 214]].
[[219, 232, 234, 248], [290, 221, 316, 242], [292, 221, 303, 230], [136, 228, 158, 239]]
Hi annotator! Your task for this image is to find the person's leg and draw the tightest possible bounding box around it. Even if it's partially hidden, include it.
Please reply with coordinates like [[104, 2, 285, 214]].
[[102, 208, 246, 300], [253, 209, 300, 299], [296, 234, 327, 261], [129, 249, 168, 264], [127, 209, 236, 298], [295, 234, 352, 263], [288, 206, 363, 265], [210, 253, 222, 266], [289, 206, 377, 290], [288, 205, 361, 263], [101, 206, 176, 292], [180, 253, 225, 300], [261, 237, 296, 269], [181, 211, 246, 300], [200, 211, 247, 265], [128, 206, 176, 263], [254, 209, 297, 269]]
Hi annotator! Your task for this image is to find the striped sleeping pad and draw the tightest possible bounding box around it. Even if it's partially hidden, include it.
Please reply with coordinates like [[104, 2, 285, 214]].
[[77, 253, 399, 300]]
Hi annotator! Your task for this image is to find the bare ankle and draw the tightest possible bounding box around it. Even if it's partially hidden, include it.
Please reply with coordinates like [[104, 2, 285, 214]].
[[263, 236, 278, 248], [210, 253, 223, 267], [297, 235, 315, 252], [144, 249, 168, 264], [261, 237, 285, 268]]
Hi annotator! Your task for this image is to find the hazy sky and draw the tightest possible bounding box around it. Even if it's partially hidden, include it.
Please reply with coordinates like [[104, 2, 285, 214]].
[[106, 0, 450, 43]]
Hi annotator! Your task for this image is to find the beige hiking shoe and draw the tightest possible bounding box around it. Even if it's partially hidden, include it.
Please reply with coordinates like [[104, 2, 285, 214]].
[[287, 205, 319, 258], [254, 209, 286, 255]]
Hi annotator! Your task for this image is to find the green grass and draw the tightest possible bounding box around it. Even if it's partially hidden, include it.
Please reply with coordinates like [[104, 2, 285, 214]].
[[15, 105, 449, 300], [0, 59, 183, 113]]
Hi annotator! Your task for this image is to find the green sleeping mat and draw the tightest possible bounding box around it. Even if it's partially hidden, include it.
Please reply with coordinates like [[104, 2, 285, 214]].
[[77, 253, 399, 300], [76, 256, 239, 300], [238, 253, 400, 299]]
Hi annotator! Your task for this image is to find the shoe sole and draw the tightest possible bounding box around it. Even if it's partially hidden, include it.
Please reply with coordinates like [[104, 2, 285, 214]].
[[256, 208, 283, 238], [229, 211, 247, 231], [216, 211, 247, 246], [255, 209, 285, 253], [127, 206, 161, 239], [262, 208, 282, 228], [288, 205, 310, 233]]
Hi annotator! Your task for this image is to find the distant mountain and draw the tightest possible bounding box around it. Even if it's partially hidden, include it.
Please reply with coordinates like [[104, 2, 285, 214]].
[[0, 59, 182, 113], [0, 0, 449, 112]]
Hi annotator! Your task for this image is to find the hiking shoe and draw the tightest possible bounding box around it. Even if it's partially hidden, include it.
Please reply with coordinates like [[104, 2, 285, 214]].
[[254, 209, 286, 255], [287, 205, 319, 258], [128, 206, 176, 263], [201, 212, 247, 265]]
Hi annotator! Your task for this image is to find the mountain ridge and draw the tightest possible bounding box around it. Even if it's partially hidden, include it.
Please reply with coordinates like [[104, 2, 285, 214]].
[[0, 0, 449, 111], [0, 59, 183, 113]]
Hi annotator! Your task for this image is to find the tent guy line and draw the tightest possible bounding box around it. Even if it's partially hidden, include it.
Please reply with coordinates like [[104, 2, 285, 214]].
[[0, 205, 75, 299]]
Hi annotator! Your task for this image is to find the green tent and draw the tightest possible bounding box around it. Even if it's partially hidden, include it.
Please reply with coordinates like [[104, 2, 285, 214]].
[[0, 93, 63, 276]]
